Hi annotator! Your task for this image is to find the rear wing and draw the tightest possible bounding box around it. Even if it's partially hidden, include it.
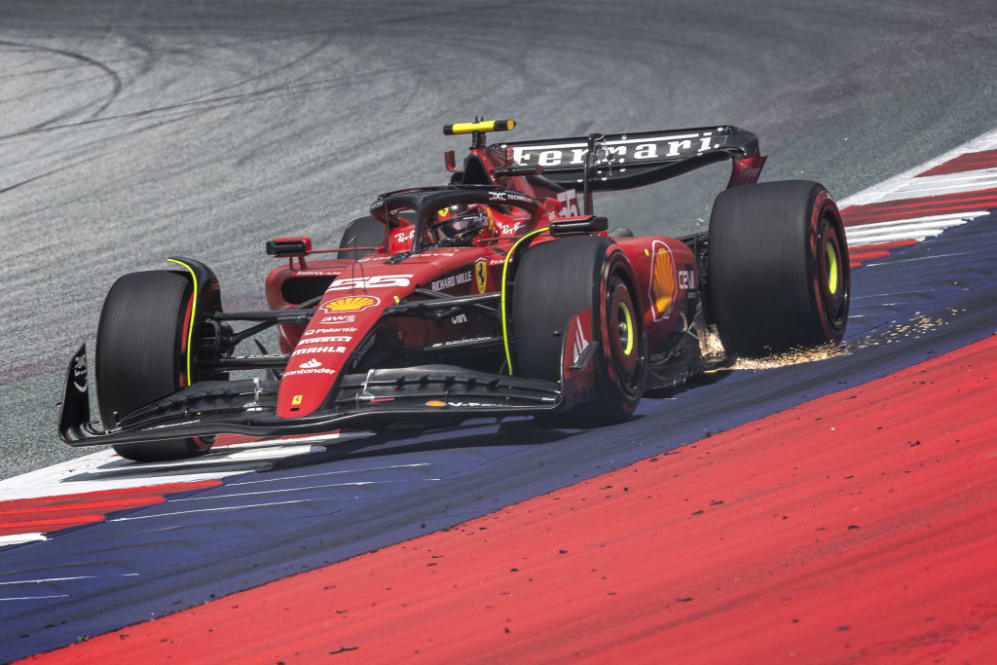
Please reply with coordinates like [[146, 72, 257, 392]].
[[491, 125, 765, 193]]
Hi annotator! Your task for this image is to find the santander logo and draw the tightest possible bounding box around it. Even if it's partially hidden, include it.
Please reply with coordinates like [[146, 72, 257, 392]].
[[299, 358, 322, 369]]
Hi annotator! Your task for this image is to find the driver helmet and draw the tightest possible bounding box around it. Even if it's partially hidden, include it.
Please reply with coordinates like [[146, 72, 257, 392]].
[[431, 203, 494, 245]]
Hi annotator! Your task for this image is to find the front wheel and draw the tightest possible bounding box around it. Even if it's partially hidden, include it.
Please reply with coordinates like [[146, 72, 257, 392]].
[[512, 236, 646, 425], [337, 216, 385, 260], [96, 270, 213, 462]]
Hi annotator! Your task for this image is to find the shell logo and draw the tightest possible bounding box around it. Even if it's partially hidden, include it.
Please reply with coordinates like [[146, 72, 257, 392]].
[[649, 241, 676, 319], [322, 295, 380, 313]]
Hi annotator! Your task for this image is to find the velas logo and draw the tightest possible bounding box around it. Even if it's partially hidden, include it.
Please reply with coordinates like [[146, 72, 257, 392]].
[[322, 295, 380, 313]]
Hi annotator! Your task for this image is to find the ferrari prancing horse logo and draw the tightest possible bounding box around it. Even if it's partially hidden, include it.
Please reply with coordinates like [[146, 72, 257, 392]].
[[474, 258, 488, 294]]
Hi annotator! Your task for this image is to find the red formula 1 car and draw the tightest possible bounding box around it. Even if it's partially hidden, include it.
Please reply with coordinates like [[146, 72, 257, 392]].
[[59, 119, 849, 462]]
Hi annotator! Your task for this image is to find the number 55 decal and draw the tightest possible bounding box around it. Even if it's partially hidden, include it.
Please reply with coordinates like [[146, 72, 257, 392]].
[[326, 274, 413, 291]]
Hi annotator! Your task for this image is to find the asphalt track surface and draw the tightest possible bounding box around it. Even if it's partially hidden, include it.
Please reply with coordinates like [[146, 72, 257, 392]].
[[3, 1, 997, 477]]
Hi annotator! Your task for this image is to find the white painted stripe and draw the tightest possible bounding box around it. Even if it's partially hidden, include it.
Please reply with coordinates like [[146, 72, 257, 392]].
[[173, 478, 441, 501], [0, 435, 360, 502], [899, 166, 997, 186], [0, 594, 70, 601], [852, 289, 950, 300], [892, 171, 997, 197], [839, 126, 997, 207], [848, 230, 944, 245], [0, 573, 138, 586], [225, 463, 431, 487], [863, 252, 976, 267], [170, 480, 379, 500], [846, 211, 988, 233], [108, 499, 309, 521], [0, 533, 47, 547], [845, 212, 989, 247], [847, 222, 959, 239]]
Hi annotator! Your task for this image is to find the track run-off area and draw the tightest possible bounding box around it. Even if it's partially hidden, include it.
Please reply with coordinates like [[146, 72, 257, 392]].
[[2, 123, 997, 662]]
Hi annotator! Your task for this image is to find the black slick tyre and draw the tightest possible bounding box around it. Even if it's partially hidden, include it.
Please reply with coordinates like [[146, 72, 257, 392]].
[[512, 236, 646, 425], [708, 180, 849, 356], [96, 270, 212, 462], [337, 216, 385, 260]]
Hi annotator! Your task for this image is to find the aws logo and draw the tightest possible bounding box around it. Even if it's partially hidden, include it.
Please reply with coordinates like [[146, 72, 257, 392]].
[[322, 295, 380, 313]]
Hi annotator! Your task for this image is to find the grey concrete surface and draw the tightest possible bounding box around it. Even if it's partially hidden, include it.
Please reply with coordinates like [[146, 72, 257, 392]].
[[2, 0, 996, 478]]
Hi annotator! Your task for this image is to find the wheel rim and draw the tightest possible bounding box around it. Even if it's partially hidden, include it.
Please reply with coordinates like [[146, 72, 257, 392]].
[[818, 216, 848, 331], [607, 280, 640, 387], [617, 300, 635, 356], [825, 241, 839, 295]]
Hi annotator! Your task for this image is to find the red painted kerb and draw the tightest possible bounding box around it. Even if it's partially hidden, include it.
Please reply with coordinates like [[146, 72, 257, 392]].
[[25, 335, 997, 664]]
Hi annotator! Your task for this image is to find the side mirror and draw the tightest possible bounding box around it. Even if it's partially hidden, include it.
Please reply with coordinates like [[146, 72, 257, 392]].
[[266, 237, 312, 257], [549, 216, 608, 236]]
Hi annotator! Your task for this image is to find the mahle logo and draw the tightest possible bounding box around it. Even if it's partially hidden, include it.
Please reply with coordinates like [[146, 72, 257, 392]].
[[322, 295, 380, 313]]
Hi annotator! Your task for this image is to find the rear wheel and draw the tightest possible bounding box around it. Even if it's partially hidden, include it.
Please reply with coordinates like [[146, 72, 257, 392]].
[[96, 270, 212, 462], [512, 237, 646, 425], [708, 180, 849, 356]]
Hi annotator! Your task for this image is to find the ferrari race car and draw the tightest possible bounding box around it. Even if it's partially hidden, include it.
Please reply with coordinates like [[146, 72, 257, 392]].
[[59, 119, 849, 462]]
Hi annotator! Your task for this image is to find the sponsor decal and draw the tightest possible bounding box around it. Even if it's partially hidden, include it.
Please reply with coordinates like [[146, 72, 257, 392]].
[[292, 270, 339, 277], [424, 400, 501, 408], [474, 258, 488, 293], [293, 346, 346, 355], [495, 220, 525, 235], [511, 132, 718, 169], [488, 190, 532, 204], [326, 275, 412, 291], [322, 295, 380, 313], [284, 367, 336, 377], [300, 358, 322, 369], [291, 394, 303, 406], [677, 268, 695, 291], [649, 240, 676, 319], [431, 270, 472, 292], [298, 335, 353, 345], [304, 327, 357, 335], [318, 314, 356, 324], [556, 189, 580, 217]]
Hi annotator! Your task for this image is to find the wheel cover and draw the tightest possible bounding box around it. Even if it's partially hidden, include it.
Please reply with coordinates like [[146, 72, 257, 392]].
[[607, 281, 640, 386], [617, 300, 635, 356], [817, 216, 848, 331], [825, 241, 839, 295]]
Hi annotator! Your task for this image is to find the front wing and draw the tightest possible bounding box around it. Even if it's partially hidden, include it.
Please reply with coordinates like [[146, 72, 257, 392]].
[[58, 341, 599, 448]]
